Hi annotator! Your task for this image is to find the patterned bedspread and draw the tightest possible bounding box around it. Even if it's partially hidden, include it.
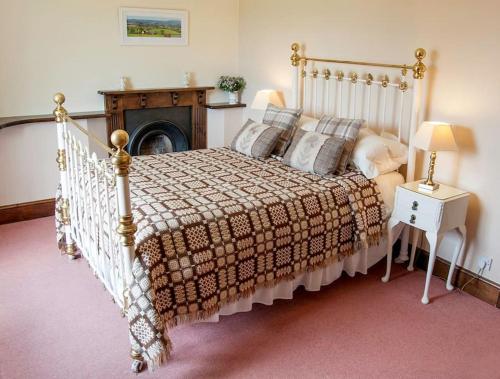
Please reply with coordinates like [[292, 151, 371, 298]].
[[57, 148, 387, 369]]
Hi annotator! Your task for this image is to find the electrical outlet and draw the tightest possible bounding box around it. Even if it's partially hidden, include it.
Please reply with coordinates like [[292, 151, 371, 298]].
[[478, 256, 493, 271]]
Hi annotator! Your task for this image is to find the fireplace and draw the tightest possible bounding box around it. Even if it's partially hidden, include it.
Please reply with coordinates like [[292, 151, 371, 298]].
[[125, 107, 191, 156], [128, 120, 189, 156], [98, 87, 214, 154]]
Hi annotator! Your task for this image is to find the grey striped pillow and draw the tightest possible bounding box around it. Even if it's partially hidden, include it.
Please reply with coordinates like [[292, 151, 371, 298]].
[[283, 129, 345, 176], [315, 116, 364, 174], [231, 119, 282, 158], [262, 104, 302, 157]]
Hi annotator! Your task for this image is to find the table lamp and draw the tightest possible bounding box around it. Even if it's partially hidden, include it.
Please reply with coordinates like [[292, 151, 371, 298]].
[[251, 89, 284, 110], [413, 121, 458, 192]]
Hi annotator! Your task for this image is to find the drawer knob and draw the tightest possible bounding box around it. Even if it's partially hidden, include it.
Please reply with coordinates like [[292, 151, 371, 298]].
[[410, 214, 416, 224], [412, 201, 419, 210]]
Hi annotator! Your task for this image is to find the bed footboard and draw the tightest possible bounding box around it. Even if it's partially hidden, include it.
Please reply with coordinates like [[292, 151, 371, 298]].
[[54, 94, 78, 259], [53, 94, 144, 371]]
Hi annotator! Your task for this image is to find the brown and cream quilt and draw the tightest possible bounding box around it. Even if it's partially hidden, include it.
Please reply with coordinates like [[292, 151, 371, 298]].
[[57, 148, 387, 369]]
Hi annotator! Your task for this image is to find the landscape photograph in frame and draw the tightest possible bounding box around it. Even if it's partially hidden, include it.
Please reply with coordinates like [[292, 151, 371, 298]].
[[119, 8, 188, 46]]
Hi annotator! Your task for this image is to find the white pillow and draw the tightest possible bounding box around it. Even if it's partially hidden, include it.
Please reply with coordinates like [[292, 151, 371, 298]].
[[352, 129, 408, 179], [379, 131, 408, 164], [297, 115, 319, 131], [358, 127, 376, 139]]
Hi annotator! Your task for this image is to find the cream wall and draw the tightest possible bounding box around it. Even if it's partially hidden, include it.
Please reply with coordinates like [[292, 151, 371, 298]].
[[238, 0, 500, 284], [0, 0, 239, 205], [0, 0, 239, 115]]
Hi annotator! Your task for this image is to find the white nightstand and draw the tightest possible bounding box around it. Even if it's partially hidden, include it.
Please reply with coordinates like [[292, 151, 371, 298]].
[[381, 180, 470, 304]]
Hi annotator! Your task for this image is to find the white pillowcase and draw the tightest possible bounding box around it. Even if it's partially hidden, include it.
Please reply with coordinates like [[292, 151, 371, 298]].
[[297, 115, 319, 131], [351, 128, 408, 179]]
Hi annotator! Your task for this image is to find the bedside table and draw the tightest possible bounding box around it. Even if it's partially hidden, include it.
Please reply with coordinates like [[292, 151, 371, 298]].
[[381, 180, 470, 304]]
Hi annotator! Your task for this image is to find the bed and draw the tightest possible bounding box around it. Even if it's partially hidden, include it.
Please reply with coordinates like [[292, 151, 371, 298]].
[[52, 43, 426, 372], [201, 170, 404, 322]]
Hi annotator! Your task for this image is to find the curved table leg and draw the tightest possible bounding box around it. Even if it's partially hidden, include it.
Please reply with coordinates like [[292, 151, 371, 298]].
[[446, 225, 467, 291], [408, 228, 420, 271], [422, 231, 444, 304], [382, 217, 400, 283], [395, 225, 410, 263]]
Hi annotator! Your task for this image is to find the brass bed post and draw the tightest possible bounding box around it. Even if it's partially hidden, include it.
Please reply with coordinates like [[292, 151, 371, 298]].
[[53, 93, 77, 259], [290, 42, 301, 108], [109, 130, 143, 373], [394, 47, 427, 266], [405, 47, 426, 182]]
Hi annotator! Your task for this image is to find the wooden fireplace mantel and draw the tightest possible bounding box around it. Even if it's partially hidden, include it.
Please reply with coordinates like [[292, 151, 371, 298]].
[[97, 86, 214, 96], [98, 86, 214, 149]]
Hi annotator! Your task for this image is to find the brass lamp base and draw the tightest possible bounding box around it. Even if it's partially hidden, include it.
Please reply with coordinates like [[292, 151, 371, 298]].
[[418, 150, 439, 192], [418, 181, 440, 192]]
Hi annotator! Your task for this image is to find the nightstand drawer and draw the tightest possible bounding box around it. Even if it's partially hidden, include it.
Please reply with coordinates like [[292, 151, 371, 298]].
[[393, 187, 443, 231]]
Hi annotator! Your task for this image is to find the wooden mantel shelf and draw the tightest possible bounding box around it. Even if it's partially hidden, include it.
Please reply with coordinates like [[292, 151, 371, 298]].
[[97, 86, 215, 96], [204, 102, 247, 109], [0, 111, 105, 130]]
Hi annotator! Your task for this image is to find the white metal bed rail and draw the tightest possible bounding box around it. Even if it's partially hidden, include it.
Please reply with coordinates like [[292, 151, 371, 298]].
[[53, 93, 136, 312]]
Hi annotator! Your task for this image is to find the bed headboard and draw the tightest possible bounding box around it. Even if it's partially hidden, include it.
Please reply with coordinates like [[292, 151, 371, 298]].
[[289, 43, 427, 182]]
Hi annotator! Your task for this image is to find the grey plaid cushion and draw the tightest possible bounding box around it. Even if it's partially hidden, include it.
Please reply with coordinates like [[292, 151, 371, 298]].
[[262, 104, 302, 157], [283, 129, 345, 176], [231, 119, 282, 158], [315, 116, 364, 174]]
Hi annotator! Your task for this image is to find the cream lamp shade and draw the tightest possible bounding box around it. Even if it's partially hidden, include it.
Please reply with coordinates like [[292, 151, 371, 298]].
[[251, 89, 284, 110], [413, 121, 458, 152], [413, 121, 458, 192]]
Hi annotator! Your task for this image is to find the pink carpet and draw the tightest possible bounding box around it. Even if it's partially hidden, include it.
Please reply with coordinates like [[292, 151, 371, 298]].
[[0, 217, 499, 379]]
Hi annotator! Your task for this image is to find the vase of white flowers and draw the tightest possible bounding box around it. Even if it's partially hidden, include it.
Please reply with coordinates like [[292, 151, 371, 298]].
[[217, 76, 246, 104], [228, 91, 238, 104]]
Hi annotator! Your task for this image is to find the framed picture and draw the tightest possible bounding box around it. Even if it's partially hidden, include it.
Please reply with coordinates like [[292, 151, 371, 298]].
[[119, 7, 188, 46]]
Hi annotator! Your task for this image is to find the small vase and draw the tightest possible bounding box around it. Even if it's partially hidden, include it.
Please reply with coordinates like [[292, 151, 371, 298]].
[[228, 91, 238, 104], [120, 76, 128, 91], [183, 72, 191, 88]]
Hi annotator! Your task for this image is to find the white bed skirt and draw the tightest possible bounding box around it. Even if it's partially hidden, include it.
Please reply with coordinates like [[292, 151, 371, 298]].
[[202, 237, 389, 322]]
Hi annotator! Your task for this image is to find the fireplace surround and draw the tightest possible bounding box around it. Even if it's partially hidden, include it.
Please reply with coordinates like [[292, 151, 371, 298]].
[[98, 87, 214, 154]]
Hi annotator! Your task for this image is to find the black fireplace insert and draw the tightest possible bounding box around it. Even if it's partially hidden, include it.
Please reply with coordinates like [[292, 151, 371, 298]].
[[124, 107, 192, 156], [128, 120, 189, 156]]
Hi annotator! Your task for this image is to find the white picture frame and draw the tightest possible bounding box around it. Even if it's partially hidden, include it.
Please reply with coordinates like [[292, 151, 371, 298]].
[[119, 7, 188, 46]]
